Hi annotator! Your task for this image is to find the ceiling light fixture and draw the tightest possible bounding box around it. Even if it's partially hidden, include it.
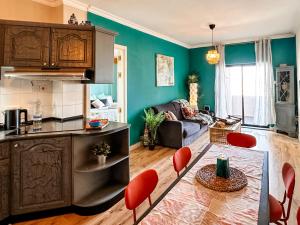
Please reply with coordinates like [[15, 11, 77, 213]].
[[206, 24, 220, 65]]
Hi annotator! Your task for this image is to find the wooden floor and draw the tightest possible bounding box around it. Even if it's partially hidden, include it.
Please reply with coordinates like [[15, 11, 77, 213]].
[[15, 128, 300, 225]]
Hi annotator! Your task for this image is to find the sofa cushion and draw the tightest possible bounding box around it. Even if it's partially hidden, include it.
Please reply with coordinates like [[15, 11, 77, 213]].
[[171, 102, 184, 120], [153, 102, 177, 116], [182, 120, 201, 138]]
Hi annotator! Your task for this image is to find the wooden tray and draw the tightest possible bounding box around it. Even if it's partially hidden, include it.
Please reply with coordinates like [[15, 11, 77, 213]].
[[195, 164, 248, 192], [85, 119, 109, 130]]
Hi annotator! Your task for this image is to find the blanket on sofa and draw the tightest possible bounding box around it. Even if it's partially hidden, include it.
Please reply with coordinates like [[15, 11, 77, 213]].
[[172, 99, 214, 125]]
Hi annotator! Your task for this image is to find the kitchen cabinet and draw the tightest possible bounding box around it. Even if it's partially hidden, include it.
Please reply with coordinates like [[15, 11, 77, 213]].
[[0, 22, 93, 69], [0, 19, 117, 83], [10, 136, 72, 215], [3, 25, 50, 67], [51, 28, 93, 68], [0, 143, 9, 221], [92, 29, 115, 83]]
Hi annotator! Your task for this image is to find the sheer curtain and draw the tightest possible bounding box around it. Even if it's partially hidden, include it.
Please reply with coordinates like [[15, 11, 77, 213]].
[[215, 44, 231, 118], [253, 39, 276, 126]]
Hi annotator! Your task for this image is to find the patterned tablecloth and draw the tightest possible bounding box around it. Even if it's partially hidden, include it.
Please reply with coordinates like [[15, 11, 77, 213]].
[[139, 144, 265, 225]]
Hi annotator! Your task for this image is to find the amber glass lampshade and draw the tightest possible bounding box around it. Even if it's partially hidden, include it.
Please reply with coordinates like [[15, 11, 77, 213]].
[[206, 49, 220, 64]]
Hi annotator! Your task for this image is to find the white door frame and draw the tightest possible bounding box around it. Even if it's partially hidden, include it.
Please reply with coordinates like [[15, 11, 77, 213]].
[[114, 44, 128, 123]]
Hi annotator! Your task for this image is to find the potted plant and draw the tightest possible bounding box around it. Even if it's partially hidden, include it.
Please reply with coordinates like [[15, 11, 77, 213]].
[[90, 142, 111, 165], [144, 108, 165, 150]]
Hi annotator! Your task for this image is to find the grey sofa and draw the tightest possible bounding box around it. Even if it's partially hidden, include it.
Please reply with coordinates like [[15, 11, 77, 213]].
[[152, 101, 208, 149]]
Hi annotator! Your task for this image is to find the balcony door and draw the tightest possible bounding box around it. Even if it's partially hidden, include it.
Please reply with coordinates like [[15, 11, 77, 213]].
[[226, 65, 262, 126]]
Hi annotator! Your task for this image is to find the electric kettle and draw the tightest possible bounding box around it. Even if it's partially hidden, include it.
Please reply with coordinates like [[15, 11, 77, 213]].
[[3, 109, 28, 130]]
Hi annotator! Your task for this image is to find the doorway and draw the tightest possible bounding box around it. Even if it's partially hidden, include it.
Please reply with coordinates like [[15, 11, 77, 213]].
[[86, 45, 127, 123], [226, 64, 259, 126], [114, 44, 127, 123]]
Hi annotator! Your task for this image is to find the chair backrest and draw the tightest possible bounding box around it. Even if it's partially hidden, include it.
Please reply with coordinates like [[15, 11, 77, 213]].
[[227, 132, 257, 148], [297, 207, 300, 225], [125, 169, 158, 210], [173, 146, 192, 175], [282, 162, 295, 199]]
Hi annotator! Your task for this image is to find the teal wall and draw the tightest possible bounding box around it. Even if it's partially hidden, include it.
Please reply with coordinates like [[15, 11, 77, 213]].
[[189, 47, 216, 110], [88, 12, 189, 145], [189, 37, 297, 111]]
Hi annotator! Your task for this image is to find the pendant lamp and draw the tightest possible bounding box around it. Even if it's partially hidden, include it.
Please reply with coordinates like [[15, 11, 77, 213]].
[[206, 24, 220, 64]]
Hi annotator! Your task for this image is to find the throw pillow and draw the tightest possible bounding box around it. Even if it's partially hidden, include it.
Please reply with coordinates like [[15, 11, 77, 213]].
[[99, 98, 108, 106], [168, 111, 178, 121], [92, 99, 105, 109], [164, 111, 178, 121], [181, 106, 196, 119]]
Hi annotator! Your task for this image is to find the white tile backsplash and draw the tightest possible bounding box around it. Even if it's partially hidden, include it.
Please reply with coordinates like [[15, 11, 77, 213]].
[[0, 78, 85, 123], [62, 105, 75, 118]]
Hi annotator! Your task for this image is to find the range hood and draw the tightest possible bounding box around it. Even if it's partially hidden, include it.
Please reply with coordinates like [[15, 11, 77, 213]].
[[1, 67, 90, 81]]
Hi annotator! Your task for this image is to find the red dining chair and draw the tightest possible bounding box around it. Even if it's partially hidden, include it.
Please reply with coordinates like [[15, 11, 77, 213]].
[[173, 146, 192, 177], [297, 207, 300, 225], [269, 163, 295, 225], [226, 132, 256, 148], [125, 169, 158, 223]]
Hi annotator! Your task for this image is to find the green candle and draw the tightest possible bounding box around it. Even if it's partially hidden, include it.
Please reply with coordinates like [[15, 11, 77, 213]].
[[216, 154, 230, 179]]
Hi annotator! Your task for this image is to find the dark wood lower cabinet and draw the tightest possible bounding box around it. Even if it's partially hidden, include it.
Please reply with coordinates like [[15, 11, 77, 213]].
[[0, 159, 9, 221], [11, 136, 72, 215]]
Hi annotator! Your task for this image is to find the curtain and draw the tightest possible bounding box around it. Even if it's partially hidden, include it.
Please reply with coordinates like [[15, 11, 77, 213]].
[[215, 44, 232, 118], [253, 39, 276, 126]]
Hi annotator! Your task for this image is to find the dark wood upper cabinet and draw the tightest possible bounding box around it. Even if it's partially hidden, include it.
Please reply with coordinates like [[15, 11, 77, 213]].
[[51, 28, 93, 68], [10, 136, 72, 215], [0, 20, 117, 83], [3, 25, 50, 67]]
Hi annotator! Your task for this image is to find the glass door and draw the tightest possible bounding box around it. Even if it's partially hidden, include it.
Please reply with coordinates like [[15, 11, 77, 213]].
[[226, 65, 257, 126]]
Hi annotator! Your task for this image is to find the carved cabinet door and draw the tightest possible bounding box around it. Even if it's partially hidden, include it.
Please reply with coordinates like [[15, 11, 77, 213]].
[[11, 137, 72, 215], [0, 143, 9, 221], [51, 28, 93, 68], [0, 160, 9, 221], [4, 25, 50, 67]]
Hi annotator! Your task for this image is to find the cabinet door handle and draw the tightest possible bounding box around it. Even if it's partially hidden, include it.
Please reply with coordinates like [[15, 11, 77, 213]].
[[14, 144, 18, 148]]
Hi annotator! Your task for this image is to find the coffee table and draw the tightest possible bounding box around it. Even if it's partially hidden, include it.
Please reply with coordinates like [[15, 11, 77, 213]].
[[209, 121, 241, 144]]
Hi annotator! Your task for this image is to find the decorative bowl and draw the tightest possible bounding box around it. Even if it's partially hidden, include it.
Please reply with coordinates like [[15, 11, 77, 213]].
[[89, 120, 101, 128]]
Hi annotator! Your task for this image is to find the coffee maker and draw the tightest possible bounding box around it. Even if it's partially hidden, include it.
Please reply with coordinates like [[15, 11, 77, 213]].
[[3, 109, 28, 130]]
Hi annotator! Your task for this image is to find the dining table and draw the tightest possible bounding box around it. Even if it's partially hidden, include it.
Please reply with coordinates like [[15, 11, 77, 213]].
[[136, 143, 269, 225]]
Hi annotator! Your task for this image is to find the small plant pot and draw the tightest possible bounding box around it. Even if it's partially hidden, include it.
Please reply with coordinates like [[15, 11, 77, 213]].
[[148, 144, 155, 150], [97, 155, 107, 165]]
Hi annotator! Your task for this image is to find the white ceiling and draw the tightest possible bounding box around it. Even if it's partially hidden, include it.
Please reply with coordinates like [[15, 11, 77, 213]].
[[77, 0, 300, 47]]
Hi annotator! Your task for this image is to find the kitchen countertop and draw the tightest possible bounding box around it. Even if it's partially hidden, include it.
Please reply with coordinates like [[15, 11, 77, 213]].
[[0, 119, 130, 142]]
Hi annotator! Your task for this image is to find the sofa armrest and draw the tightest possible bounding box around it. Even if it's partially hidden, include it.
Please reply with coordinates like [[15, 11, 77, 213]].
[[157, 120, 183, 149]]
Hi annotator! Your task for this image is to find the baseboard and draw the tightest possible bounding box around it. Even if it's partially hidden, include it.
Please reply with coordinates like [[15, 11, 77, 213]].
[[130, 142, 142, 151]]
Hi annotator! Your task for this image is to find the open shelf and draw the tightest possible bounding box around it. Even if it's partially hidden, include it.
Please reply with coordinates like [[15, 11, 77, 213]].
[[73, 183, 126, 207], [72, 128, 129, 209], [75, 155, 129, 173]]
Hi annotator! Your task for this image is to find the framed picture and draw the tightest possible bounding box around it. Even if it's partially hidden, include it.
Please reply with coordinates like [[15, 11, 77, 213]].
[[156, 54, 174, 86]]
